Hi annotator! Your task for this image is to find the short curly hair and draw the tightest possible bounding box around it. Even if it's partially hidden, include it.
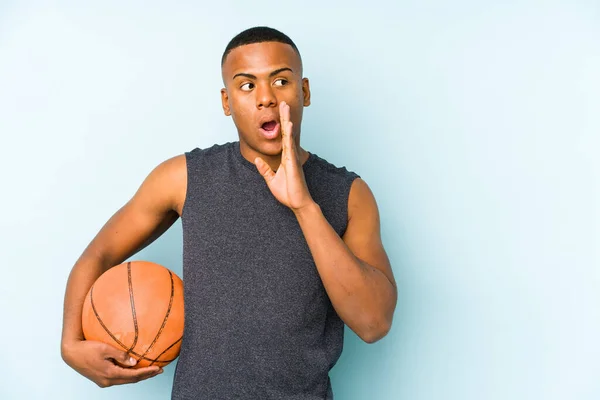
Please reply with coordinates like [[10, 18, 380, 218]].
[[221, 26, 302, 67]]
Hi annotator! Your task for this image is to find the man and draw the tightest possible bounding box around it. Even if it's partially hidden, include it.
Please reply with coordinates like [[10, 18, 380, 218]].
[[61, 26, 397, 399]]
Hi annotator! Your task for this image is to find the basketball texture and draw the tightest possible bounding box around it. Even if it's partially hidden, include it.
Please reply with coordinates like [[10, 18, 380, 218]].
[[82, 261, 184, 368]]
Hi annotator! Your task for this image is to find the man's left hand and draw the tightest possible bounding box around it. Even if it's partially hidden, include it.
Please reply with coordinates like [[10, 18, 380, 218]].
[[254, 101, 315, 213]]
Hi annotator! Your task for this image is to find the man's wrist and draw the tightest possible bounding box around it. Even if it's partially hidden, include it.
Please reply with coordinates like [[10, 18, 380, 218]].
[[61, 336, 83, 360], [292, 201, 321, 220]]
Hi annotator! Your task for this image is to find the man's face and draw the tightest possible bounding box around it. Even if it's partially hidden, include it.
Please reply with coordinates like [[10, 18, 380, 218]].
[[221, 41, 310, 157]]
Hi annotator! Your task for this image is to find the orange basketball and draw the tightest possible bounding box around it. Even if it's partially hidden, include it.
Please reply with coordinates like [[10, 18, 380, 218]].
[[82, 260, 184, 368]]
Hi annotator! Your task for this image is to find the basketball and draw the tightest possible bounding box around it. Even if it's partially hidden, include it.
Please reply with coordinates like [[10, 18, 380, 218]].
[[81, 261, 184, 368]]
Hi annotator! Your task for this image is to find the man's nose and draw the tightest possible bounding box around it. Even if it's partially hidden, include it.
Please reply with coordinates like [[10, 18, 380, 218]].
[[256, 83, 277, 109]]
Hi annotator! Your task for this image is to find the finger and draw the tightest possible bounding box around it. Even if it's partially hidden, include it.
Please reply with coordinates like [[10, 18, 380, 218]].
[[279, 102, 290, 161], [106, 363, 162, 381], [254, 157, 276, 183], [279, 101, 290, 132], [101, 343, 137, 368], [285, 121, 296, 163], [108, 366, 163, 386]]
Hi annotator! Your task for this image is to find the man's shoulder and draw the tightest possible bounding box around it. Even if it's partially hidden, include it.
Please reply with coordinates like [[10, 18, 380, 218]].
[[307, 151, 360, 182], [185, 141, 235, 161]]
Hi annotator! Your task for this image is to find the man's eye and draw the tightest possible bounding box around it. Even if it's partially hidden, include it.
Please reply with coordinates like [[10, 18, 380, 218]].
[[240, 83, 254, 91], [273, 79, 288, 87]]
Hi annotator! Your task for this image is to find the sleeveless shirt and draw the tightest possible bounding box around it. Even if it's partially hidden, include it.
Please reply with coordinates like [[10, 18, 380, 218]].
[[171, 141, 360, 399]]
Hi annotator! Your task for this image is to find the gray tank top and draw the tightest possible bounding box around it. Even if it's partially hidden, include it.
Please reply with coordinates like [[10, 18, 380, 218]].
[[172, 141, 360, 399]]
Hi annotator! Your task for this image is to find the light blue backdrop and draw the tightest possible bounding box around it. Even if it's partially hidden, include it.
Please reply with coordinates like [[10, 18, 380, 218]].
[[0, 1, 598, 399]]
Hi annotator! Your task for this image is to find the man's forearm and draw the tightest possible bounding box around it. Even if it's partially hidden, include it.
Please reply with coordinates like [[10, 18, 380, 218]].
[[293, 202, 396, 343], [61, 255, 109, 353]]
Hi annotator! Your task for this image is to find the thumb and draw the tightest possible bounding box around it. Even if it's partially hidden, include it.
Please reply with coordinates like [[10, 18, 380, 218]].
[[102, 344, 137, 367], [254, 157, 275, 183]]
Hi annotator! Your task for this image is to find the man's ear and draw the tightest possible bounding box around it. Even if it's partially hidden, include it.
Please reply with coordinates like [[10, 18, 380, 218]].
[[221, 88, 231, 116], [302, 78, 311, 107]]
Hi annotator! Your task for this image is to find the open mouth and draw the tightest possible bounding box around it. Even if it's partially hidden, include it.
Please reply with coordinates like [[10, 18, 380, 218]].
[[261, 120, 277, 131], [259, 120, 280, 139]]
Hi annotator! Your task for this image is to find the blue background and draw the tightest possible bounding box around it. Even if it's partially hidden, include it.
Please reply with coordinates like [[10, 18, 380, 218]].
[[0, 1, 598, 399]]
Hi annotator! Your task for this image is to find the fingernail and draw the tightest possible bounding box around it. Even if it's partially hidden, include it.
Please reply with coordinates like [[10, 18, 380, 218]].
[[129, 357, 137, 365]]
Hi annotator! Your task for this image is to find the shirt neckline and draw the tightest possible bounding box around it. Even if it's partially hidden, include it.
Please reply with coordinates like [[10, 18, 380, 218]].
[[233, 141, 315, 174]]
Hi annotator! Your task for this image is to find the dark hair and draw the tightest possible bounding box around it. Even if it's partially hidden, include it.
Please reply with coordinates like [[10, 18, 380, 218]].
[[221, 26, 302, 67]]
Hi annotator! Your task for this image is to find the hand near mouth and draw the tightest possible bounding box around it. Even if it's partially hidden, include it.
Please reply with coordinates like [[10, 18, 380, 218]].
[[254, 101, 315, 213]]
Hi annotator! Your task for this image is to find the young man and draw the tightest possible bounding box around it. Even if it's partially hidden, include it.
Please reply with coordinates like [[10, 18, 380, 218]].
[[61, 26, 397, 399]]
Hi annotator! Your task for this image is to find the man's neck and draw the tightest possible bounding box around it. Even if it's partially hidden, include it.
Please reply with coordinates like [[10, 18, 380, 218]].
[[239, 141, 310, 172]]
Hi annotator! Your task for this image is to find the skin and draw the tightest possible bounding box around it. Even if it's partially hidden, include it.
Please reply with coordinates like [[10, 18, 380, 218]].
[[61, 40, 397, 388]]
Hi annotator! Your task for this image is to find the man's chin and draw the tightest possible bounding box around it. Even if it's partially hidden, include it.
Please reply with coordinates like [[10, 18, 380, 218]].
[[253, 138, 283, 156], [238, 136, 281, 156]]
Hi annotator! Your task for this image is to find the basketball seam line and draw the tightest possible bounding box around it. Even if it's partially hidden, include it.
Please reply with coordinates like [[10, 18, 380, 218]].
[[137, 269, 176, 365], [127, 262, 140, 352]]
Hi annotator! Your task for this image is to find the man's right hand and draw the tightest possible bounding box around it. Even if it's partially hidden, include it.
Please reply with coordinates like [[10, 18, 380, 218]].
[[61, 340, 163, 388]]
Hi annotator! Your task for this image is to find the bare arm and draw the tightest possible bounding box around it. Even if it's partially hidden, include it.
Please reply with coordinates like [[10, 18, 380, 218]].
[[294, 178, 397, 343], [60, 154, 187, 387]]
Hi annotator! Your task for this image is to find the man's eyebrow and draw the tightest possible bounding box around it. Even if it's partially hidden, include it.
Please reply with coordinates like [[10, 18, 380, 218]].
[[269, 67, 293, 77], [232, 67, 293, 81], [232, 72, 257, 80]]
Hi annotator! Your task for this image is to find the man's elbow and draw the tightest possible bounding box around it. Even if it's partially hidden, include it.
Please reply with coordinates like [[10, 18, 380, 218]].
[[358, 317, 392, 344]]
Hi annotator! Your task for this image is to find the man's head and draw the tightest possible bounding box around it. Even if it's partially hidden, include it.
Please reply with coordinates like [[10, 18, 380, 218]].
[[220, 27, 310, 160]]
